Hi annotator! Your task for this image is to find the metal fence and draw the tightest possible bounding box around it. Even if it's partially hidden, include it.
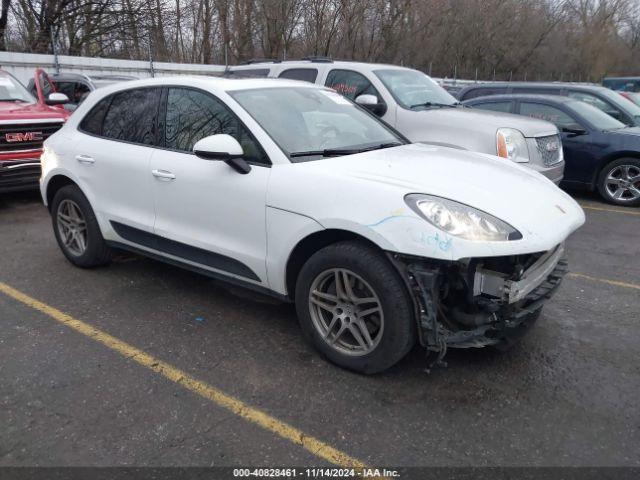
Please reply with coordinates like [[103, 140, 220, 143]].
[[0, 51, 226, 85]]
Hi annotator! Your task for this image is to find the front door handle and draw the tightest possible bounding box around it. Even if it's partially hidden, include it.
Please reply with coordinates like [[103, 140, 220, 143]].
[[152, 169, 176, 180], [75, 154, 95, 164]]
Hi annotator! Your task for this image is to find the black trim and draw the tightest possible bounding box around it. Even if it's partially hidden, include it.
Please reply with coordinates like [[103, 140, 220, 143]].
[[106, 240, 290, 302], [110, 221, 261, 282]]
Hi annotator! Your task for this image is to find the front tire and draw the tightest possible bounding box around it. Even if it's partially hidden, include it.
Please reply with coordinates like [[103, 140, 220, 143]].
[[597, 158, 640, 207], [295, 241, 416, 374], [51, 185, 111, 268]]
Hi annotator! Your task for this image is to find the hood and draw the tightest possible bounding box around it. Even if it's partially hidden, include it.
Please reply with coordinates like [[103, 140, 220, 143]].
[[417, 106, 556, 138], [606, 126, 640, 137], [269, 143, 584, 260], [0, 101, 69, 122]]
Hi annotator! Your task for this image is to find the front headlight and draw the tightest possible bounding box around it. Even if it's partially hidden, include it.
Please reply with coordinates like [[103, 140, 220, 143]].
[[405, 194, 522, 241], [496, 128, 530, 163]]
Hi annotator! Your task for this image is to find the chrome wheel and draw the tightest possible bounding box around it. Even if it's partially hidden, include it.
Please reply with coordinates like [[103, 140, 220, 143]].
[[308, 268, 384, 356], [56, 199, 88, 256], [604, 164, 640, 202]]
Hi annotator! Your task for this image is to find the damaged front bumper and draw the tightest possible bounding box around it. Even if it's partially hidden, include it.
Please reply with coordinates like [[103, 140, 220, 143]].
[[390, 243, 568, 353]]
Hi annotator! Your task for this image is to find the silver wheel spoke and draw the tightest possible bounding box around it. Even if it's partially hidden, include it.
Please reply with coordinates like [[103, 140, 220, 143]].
[[310, 295, 336, 313], [348, 323, 368, 349], [352, 319, 374, 348], [613, 188, 625, 199], [329, 323, 348, 345], [323, 315, 340, 339], [359, 306, 381, 318], [334, 270, 348, 300]]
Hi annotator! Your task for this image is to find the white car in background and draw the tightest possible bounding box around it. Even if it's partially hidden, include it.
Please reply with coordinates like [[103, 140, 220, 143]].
[[229, 59, 566, 184], [40, 77, 584, 373]]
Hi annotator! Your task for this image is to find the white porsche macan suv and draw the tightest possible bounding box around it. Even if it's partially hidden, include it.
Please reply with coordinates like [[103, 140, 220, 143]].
[[40, 77, 585, 374]]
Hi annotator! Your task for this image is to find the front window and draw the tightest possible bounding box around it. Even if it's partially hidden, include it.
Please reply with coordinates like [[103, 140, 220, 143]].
[[230, 87, 404, 161], [0, 72, 36, 103], [374, 69, 458, 109], [519, 102, 576, 128], [569, 100, 626, 131]]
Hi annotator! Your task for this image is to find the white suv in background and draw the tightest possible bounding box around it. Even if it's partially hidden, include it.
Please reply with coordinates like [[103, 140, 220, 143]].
[[230, 59, 565, 184], [41, 77, 583, 373]]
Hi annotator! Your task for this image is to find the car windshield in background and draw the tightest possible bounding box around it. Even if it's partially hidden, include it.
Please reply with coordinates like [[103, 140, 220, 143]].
[[0, 73, 36, 103], [230, 87, 404, 161], [600, 87, 640, 116], [570, 100, 626, 131], [374, 69, 458, 110]]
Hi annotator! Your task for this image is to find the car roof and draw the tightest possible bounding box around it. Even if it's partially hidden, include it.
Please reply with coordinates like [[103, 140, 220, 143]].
[[460, 82, 605, 92], [230, 60, 413, 72], [467, 93, 578, 104], [90, 75, 322, 95]]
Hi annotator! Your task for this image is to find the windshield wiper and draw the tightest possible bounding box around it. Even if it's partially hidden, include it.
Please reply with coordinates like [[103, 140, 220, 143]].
[[409, 101, 459, 110], [0, 98, 27, 102], [290, 142, 402, 158]]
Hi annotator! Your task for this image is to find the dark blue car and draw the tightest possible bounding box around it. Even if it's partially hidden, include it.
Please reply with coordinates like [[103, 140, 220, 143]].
[[463, 94, 640, 207]]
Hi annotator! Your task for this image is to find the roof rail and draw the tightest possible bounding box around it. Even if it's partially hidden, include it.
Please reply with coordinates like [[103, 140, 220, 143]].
[[300, 56, 333, 63], [239, 58, 281, 65]]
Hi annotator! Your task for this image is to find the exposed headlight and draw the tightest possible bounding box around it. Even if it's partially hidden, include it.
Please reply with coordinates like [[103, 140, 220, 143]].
[[405, 194, 522, 241], [496, 128, 530, 163]]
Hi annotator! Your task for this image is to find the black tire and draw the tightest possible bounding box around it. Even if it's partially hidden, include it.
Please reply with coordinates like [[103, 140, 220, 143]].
[[51, 184, 111, 268], [295, 241, 416, 374], [596, 158, 640, 207]]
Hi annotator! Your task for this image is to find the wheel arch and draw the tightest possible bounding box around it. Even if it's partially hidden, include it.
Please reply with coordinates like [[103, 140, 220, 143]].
[[591, 151, 640, 188], [285, 229, 385, 299], [45, 174, 78, 211]]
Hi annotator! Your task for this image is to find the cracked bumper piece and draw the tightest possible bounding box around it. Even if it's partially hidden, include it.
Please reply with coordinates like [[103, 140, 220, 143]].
[[391, 243, 568, 350]]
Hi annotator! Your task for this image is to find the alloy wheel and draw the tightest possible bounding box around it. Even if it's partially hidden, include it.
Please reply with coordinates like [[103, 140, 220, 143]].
[[56, 199, 88, 256], [308, 268, 384, 356], [604, 164, 640, 202]]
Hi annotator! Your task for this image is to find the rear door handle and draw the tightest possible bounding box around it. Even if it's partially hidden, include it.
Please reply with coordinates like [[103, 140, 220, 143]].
[[152, 169, 176, 180], [75, 154, 95, 164]]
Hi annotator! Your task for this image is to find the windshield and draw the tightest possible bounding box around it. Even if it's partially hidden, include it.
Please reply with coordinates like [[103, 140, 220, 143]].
[[374, 69, 458, 109], [570, 100, 626, 130], [230, 87, 404, 161], [0, 73, 36, 103], [600, 87, 640, 118]]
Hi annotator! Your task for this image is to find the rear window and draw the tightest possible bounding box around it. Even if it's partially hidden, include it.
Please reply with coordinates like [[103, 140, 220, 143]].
[[460, 87, 508, 100], [278, 68, 318, 83], [471, 101, 512, 113], [228, 69, 270, 78]]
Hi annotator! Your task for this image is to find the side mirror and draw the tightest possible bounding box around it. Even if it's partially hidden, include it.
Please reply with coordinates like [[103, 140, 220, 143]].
[[355, 94, 385, 116], [193, 134, 251, 174], [561, 124, 587, 137], [46, 92, 69, 105]]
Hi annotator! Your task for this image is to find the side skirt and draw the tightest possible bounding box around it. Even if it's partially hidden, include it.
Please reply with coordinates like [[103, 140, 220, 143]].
[[105, 240, 291, 304]]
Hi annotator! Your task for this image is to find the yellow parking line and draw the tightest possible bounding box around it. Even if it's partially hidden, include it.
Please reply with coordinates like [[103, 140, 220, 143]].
[[0, 281, 366, 469], [568, 273, 640, 291], [579, 204, 640, 216]]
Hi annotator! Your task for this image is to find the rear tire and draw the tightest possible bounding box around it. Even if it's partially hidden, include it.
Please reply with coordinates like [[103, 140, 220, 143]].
[[596, 158, 640, 207], [51, 185, 111, 268], [295, 241, 416, 374]]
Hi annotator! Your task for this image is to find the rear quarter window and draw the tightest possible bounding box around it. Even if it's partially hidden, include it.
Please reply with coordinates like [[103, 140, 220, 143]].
[[101, 88, 162, 145], [79, 97, 111, 135]]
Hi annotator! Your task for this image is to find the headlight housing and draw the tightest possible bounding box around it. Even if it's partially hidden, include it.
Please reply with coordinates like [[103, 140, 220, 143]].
[[496, 128, 530, 163], [405, 194, 522, 241]]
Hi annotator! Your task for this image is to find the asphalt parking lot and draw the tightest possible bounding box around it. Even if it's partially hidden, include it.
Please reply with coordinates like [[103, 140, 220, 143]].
[[1, 189, 638, 470]]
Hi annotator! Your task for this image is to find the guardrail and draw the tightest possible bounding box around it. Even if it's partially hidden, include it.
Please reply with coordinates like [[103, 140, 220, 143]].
[[0, 51, 226, 84]]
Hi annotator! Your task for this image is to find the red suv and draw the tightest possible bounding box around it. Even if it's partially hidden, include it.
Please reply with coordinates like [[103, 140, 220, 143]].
[[0, 69, 70, 193]]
